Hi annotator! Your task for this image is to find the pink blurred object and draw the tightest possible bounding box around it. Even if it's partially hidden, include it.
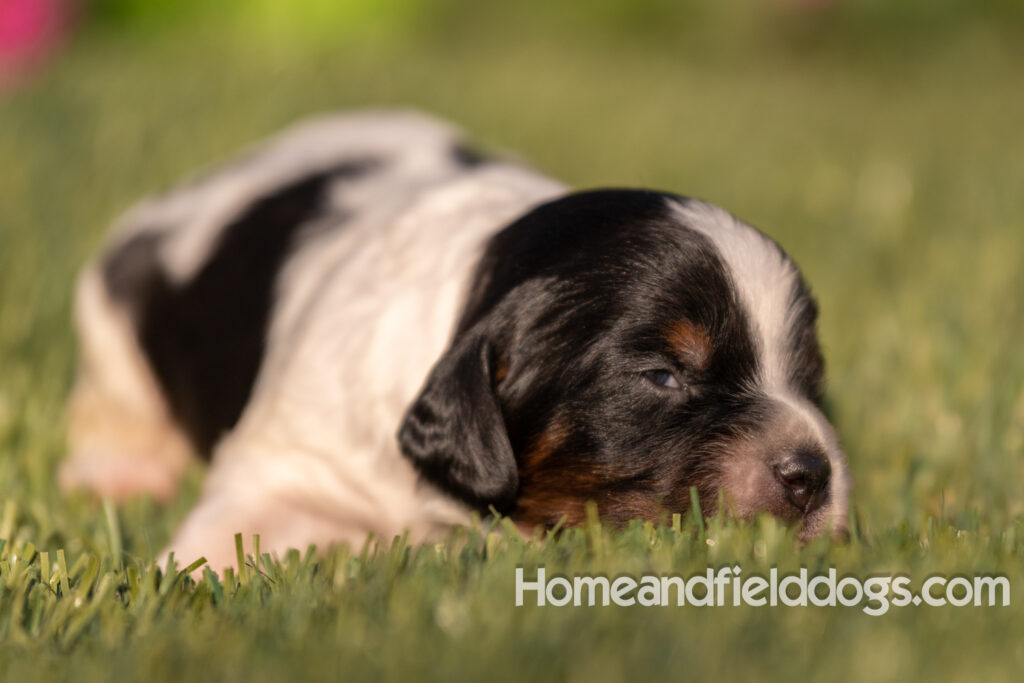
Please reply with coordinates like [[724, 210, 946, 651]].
[[0, 0, 72, 86]]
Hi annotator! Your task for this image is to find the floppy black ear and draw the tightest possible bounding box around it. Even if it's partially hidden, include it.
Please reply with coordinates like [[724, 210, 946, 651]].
[[397, 329, 518, 513]]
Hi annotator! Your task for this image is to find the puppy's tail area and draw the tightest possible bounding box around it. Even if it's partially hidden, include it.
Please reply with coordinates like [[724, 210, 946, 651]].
[[61, 265, 193, 502]]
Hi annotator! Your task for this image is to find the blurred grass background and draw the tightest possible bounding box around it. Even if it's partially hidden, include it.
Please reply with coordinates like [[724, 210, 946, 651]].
[[0, 0, 1022, 680]]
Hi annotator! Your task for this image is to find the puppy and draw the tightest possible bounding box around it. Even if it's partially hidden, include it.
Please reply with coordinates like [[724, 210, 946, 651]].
[[63, 110, 851, 570]]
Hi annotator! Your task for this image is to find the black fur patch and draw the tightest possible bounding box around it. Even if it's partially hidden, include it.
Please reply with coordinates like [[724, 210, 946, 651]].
[[103, 160, 376, 456]]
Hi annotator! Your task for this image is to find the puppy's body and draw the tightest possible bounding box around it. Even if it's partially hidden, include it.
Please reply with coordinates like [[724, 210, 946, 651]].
[[65, 111, 849, 570]]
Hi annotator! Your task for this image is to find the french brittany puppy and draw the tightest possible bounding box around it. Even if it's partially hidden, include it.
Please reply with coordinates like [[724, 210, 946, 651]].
[[63, 111, 851, 570]]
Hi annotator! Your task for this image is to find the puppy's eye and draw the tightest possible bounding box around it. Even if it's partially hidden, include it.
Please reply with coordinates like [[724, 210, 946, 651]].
[[644, 369, 682, 390]]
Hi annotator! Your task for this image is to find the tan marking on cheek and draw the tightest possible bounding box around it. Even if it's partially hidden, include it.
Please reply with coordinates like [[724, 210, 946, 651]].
[[494, 360, 509, 383], [512, 415, 671, 530], [519, 413, 573, 470], [512, 490, 664, 530], [513, 495, 587, 528], [665, 320, 712, 370]]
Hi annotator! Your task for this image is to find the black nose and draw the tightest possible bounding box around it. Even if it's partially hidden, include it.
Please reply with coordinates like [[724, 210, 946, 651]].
[[774, 451, 831, 513]]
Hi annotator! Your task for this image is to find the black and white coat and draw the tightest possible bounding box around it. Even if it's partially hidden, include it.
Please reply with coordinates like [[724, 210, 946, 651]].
[[64, 111, 851, 570]]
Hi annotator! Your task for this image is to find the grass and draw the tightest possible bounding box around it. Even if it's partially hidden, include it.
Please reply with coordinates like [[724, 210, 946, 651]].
[[1, 5, 1023, 681]]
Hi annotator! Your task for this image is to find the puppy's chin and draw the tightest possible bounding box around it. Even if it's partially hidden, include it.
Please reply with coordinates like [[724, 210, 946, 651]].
[[509, 497, 850, 545], [716, 491, 850, 543], [797, 505, 851, 543], [686, 465, 849, 542]]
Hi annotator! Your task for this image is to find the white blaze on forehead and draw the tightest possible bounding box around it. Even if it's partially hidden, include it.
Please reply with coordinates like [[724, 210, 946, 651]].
[[670, 198, 852, 530], [669, 198, 800, 391]]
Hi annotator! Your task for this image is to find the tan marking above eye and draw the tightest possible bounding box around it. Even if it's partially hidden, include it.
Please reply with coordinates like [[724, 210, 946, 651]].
[[665, 320, 712, 370]]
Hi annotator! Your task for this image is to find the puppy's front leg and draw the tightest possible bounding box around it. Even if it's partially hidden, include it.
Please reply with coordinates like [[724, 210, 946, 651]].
[[160, 433, 473, 574], [160, 488, 368, 575], [158, 436, 394, 574]]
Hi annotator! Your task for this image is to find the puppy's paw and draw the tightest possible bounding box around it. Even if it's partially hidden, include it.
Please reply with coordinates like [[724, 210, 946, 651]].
[[160, 494, 365, 577]]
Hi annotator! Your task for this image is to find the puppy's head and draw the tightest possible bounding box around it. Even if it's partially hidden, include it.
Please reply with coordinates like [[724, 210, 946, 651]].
[[399, 190, 850, 539]]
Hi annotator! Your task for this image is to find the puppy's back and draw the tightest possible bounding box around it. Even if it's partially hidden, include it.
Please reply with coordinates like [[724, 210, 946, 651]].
[[63, 111, 490, 497]]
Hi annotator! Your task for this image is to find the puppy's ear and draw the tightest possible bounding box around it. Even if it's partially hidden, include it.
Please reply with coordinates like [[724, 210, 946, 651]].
[[398, 329, 517, 512]]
